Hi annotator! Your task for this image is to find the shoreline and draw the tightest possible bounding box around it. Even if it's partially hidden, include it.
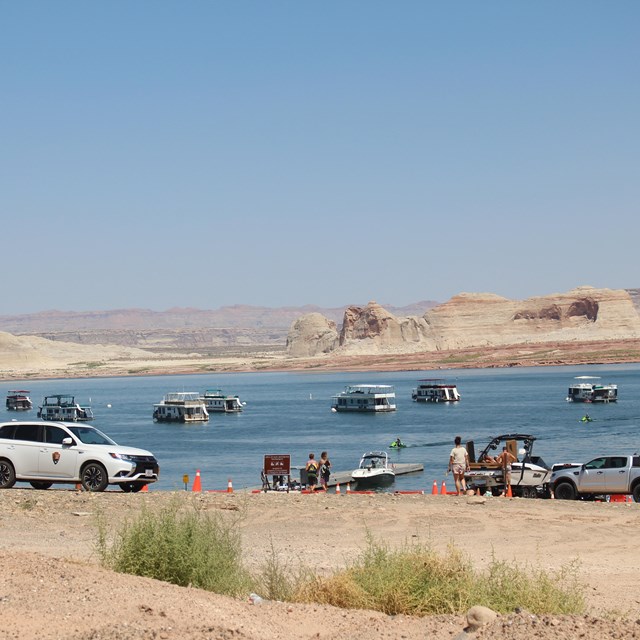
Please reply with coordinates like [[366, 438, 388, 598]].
[[2, 338, 640, 382]]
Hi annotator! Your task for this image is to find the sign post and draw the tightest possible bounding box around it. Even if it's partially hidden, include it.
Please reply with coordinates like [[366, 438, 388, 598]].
[[263, 454, 291, 493]]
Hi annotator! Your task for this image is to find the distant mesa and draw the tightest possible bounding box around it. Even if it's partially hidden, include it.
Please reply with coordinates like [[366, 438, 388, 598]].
[[286, 287, 640, 357]]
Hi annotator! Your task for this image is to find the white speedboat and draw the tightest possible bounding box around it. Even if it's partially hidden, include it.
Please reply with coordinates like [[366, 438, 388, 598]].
[[331, 385, 396, 412], [411, 379, 460, 402], [464, 433, 552, 498], [153, 392, 209, 423], [351, 451, 395, 488], [201, 389, 244, 413], [566, 377, 617, 403], [6, 390, 33, 411], [37, 395, 93, 421]]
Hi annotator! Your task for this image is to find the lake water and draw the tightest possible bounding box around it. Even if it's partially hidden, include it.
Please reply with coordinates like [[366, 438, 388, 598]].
[[4, 363, 640, 492]]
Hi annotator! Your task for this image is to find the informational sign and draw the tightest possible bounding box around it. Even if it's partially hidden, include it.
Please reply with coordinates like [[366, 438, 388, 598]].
[[263, 454, 291, 476]]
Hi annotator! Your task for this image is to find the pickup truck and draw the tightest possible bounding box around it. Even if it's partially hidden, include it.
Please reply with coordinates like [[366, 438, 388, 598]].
[[549, 455, 640, 502]]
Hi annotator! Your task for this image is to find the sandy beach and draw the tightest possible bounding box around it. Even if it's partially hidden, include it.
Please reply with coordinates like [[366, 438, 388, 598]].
[[1, 488, 639, 639]]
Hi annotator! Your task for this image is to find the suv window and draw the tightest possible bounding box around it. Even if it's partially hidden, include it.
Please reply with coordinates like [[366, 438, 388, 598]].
[[0, 425, 17, 439], [45, 425, 70, 445], [14, 424, 42, 442]]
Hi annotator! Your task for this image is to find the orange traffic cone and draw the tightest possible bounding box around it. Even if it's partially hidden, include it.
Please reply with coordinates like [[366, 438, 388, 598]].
[[140, 484, 149, 492], [192, 469, 202, 492], [432, 480, 438, 495], [627, 494, 633, 503], [505, 484, 512, 498], [75, 483, 83, 491], [335, 483, 341, 494], [227, 478, 233, 493], [440, 480, 447, 495], [346, 482, 351, 494]]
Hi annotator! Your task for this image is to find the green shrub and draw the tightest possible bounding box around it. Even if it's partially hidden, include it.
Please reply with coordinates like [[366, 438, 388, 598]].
[[293, 538, 584, 616], [97, 501, 252, 597]]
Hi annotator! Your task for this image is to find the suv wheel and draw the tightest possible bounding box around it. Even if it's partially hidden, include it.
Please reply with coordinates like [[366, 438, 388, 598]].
[[81, 463, 109, 492], [30, 481, 53, 490], [0, 459, 16, 489], [554, 481, 576, 500]]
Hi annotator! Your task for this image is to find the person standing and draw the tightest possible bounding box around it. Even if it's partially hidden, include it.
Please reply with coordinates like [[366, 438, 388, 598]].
[[496, 446, 517, 496], [319, 451, 331, 490], [448, 436, 470, 496], [305, 453, 319, 491]]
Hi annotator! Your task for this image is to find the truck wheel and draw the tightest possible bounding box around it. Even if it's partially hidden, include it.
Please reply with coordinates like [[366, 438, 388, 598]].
[[633, 485, 640, 503], [0, 459, 16, 489], [81, 463, 109, 492], [554, 482, 576, 500]]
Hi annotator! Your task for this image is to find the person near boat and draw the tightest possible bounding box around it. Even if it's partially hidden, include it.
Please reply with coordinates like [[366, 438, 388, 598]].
[[581, 414, 592, 422], [390, 437, 405, 448], [448, 436, 470, 495], [496, 446, 517, 495], [319, 451, 331, 489], [305, 453, 319, 491]]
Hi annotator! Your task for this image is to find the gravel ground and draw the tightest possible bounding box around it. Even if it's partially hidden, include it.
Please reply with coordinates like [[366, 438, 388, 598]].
[[1, 488, 640, 639]]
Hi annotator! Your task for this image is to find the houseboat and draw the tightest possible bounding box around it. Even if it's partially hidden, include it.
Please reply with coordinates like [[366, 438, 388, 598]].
[[6, 390, 33, 411], [411, 379, 461, 403], [331, 385, 396, 412], [201, 389, 244, 413], [37, 395, 94, 421], [153, 392, 209, 423], [566, 377, 618, 403]]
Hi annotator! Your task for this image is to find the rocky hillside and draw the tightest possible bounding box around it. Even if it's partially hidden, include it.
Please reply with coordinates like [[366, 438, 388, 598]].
[[0, 301, 438, 351], [286, 286, 640, 357]]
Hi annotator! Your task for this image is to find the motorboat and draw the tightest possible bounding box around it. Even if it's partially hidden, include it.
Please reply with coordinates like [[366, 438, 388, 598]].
[[153, 392, 209, 423], [566, 376, 617, 403], [411, 379, 461, 403], [6, 390, 33, 411], [201, 389, 244, 413], [351, 451, 395, 488], [37, 395, 93, 421], [331, 385, 396, 412], [464, 433, 552, 498]]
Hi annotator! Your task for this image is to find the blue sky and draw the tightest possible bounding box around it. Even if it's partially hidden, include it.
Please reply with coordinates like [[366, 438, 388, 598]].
[[2, 2, 638, 314]]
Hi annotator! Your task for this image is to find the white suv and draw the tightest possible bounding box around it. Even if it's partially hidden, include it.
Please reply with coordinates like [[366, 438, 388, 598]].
[[0, 421, 159, 492]]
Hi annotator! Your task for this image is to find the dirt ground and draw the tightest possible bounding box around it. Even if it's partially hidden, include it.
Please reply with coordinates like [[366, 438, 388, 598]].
[[1, 488, 640, 639]]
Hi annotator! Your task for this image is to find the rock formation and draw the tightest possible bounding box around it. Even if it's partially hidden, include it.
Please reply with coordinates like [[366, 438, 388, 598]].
[[286, 287, 640, 357], [285, 313, 339, 357]]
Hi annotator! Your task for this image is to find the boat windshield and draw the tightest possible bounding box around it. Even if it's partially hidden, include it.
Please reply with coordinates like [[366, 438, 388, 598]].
[[67, 426, 117, 446]]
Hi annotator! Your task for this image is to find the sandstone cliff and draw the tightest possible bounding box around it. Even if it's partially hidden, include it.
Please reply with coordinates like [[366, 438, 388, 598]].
[[286, 287, 640, 356]]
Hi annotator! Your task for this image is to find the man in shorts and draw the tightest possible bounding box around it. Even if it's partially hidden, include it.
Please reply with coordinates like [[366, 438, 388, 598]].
[[496, 446, 517, 495]]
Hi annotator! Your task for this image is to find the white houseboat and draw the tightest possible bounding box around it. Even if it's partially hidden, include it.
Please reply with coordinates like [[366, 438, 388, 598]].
[[566, 377, 618, 403], [331, 385, 396, 412], [153, 392, 209, 423], [37, 395, 94, 421], [411, 379, 461, 403], [201, 389, 244, 413], [6, 390, 33, 411]]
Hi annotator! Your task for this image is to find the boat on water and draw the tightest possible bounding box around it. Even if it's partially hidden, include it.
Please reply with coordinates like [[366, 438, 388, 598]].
[[411, 379, 461, 403], [153, 392, 209, 423], [331, 385, 396, 412], [37, 395, 93, 421], [351, 451, 396, 487], [566, 376, 617, 403], [201, 389, 244, 413], [464, 433, 552, 498], [6, 390, 33, 411]]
